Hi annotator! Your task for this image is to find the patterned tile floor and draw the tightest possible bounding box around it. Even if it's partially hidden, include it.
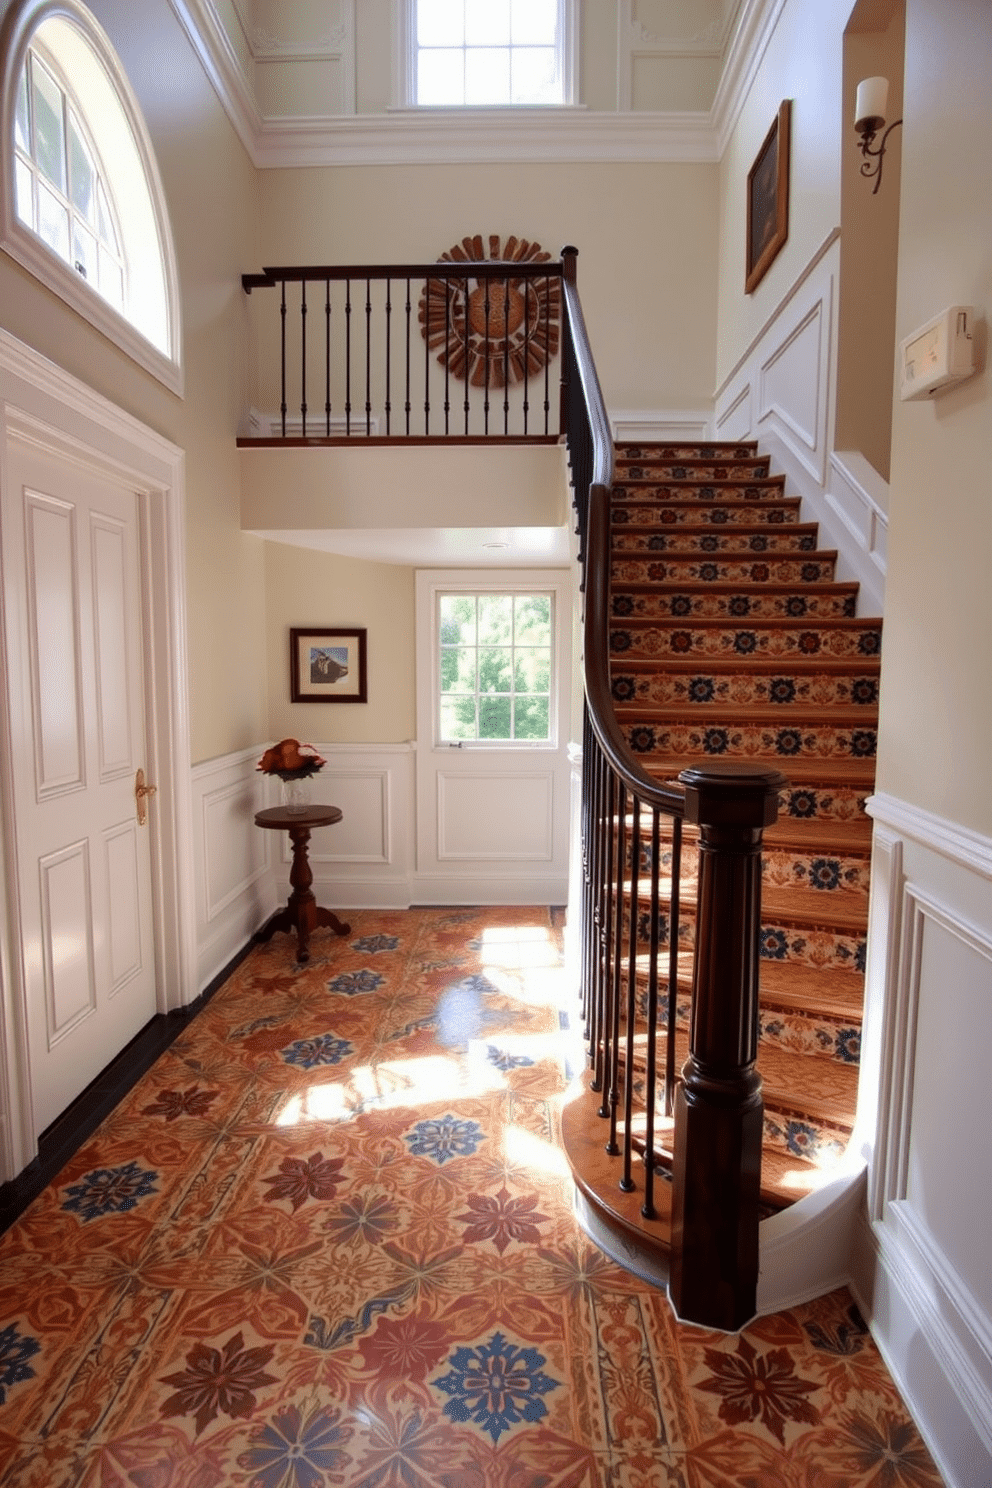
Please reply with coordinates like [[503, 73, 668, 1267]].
[[0, 907, 943, 1486]]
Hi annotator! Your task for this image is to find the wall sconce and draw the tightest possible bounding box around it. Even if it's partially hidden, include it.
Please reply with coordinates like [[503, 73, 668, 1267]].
[[855, 76, 902, 194]]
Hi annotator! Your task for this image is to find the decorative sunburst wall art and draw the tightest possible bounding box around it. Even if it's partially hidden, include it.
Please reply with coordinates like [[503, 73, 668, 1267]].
[[419, 235, 561, 389]]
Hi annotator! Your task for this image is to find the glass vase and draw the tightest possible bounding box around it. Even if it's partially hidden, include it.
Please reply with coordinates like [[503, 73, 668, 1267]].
[[281, 775, 311, 814]]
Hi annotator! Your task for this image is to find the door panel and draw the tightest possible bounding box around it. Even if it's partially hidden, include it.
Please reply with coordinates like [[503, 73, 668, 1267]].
[[4, 441, 157, 1133]]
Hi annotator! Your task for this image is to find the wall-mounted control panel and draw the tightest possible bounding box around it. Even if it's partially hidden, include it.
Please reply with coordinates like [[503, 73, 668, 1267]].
[[899, 305, 975, 400]]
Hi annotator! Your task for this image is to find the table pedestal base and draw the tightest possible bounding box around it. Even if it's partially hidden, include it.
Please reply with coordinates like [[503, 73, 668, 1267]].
[[255, 817, 351, 962]]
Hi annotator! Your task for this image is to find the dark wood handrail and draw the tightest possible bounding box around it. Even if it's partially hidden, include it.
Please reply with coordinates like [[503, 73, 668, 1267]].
[[560, 247, 684, 819], [243, 260, 564, 292]]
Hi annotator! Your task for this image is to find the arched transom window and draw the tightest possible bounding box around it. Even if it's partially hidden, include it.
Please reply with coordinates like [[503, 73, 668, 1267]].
[[1, 0, 182, 392]]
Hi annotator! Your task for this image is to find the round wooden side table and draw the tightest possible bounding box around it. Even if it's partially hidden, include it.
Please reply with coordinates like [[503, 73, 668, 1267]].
[[254, 804, 351, 962]]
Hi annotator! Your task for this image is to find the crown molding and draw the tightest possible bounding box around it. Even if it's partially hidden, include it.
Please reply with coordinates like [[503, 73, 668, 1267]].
[[253, 109, 717, 168], [711, 0, 787, 154]]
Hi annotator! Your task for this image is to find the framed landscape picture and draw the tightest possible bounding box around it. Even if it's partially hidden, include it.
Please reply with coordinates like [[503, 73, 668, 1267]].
[[745, 99, 791, 294], [290, 627, 367, 703]]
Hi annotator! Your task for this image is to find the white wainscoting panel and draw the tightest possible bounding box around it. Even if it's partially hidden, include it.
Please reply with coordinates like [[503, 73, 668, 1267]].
[[437, 772, 553, 860], [713, 233, 886, 615], [610, 409, 713, 444], [192, 747, 275, 991], [271, 744, 416, 910], [851, 794, 992, 1487]]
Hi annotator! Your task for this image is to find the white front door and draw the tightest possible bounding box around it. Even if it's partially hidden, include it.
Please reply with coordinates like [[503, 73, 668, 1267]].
[[2, 436, 157, 1134]]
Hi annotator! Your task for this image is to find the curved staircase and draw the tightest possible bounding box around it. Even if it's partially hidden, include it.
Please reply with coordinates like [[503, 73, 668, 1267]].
[[605, 440, 880, 1213]]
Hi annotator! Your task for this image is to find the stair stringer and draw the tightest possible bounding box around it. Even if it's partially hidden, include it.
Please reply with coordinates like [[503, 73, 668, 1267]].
[[755, 1158, 866, 1314]]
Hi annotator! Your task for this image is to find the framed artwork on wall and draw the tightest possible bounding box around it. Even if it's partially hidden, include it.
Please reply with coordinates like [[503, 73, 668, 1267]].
[[745, 99, 791, 294], [290, 627, 367, 703]]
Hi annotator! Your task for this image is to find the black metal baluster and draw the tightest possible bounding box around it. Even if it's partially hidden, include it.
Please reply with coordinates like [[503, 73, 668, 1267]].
[[384, 278, 392, 436], [483, 273, 491, 435], [580, 706, 594, 1035], [424, 278, 431, 434], [621, 796, 641, 1192], [345, 277, 352, 436], [642, 807, 662, 1218], [324, 279, 331, 435], [522, 279, 531, 436], [365, 277, 372, 435], [666, 818, 682, 1116], [598, 767, 616, 1113], [444, 277, 451, 436], [607, 779, 626, 1156], [405, 278, 412, 436], [300, 279, 307, 437], [590, 737, 607, 1090], [543, 275, 551, 435], [463, 279, 470, 435], [503, 273, 510, 436], [279, 278, 287, 437]]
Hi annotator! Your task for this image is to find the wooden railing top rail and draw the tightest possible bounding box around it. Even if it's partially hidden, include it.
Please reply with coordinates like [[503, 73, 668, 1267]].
[[560, 246, 685, 819], [243, 259, 564, 293]]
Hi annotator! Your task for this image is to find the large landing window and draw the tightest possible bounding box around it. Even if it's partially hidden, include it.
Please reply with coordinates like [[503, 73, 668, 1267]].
[[401, 0, 576, 108], [1, 0, 182, 392]]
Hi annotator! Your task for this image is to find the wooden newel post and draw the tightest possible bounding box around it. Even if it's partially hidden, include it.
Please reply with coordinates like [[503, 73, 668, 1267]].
[[669, 762, 786, 1331]]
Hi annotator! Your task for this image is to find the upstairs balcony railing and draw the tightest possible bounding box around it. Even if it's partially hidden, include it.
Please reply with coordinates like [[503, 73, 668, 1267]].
[[240, 244, 784, 1328], [241, 252, 563, 443]]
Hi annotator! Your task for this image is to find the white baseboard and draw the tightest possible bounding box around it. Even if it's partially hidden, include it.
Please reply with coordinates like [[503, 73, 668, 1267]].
[[407, 873, 569, 906]]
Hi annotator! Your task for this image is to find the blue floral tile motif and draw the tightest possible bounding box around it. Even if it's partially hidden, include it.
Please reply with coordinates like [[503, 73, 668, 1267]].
[[760, 928, 790, 961], [62, 1161, 158, 1223], [728, 595, 751, 617], [850, 730, 877, 758], [628, 726, 656, 754], [326, 968, 385, 996], [785, 790, 819, 819], [237, 1400, 350, 1484], [486, 1045, 535, 1072], [749, 534, 769, 552], [611, 675, 637, 704], [670, 594, 693, 616], [647, 534, 666, 550], [785, 1120, 822, 1159], [688, 676, 716, 703], [809, 858, 842, 891], [698, 563, 719, 582], [854, 941, 867, 974], [801, 562, 823, 581], [433, 1332, 561, 1443], [709, 506, 728, 523], [350, 934, 400, 955], [836, 1028, 862, 1063], [775, 729, 804, 756], [699, 534, 719, 552], [769, 677, 796, 704], [0, 1323, 41, 1402], [851, 677, 879, 705], [405, 1114, 484, 1165], [609, 630, 632, 653], [611, 594, 634, 617], [858, 631, 881, 655], [702, 728, 729, 754], [282, 1034, 353, 1069], [733, 631, 758, 655]]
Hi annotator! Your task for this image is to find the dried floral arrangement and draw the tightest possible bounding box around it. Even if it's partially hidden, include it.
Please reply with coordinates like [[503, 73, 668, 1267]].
[[256, 739, 326, 781]]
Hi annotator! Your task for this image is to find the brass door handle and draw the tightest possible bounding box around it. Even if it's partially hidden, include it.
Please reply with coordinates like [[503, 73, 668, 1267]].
[[135, 768, 157, 826]]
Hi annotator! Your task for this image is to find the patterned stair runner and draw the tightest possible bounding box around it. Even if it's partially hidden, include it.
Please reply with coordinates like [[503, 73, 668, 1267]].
[[608, 442, 880, 1208]]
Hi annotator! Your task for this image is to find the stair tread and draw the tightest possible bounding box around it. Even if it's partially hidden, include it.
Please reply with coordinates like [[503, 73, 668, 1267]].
[[644, 756, 876, 786], [615, 704, 877, 726], [610, 611, 880, 628], [610, 657, 880, 675], [760, 885, 869, 930], [764, 817, 873, 851], [758, 961, 865, 1018]]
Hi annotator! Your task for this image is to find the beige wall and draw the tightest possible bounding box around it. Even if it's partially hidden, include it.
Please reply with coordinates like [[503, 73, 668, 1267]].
[[715, 0, 850, 388], [257, 160, 719, 416], [875, 0, 992, 833], [263, 541, 415, 744], [0, 0, 267, 765], [834, 3, 904, 480]]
